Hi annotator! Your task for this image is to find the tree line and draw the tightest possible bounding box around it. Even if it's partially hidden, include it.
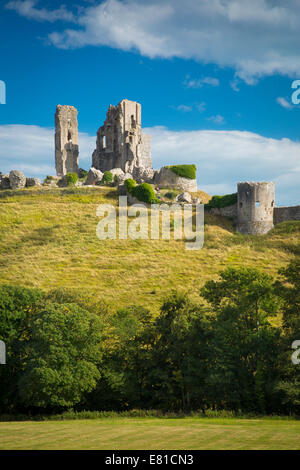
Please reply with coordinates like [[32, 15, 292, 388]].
[[0, 258, 299, 416]]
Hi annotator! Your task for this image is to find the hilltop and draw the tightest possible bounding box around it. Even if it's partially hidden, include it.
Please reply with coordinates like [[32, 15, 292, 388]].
[[0, 186, 299, 315]]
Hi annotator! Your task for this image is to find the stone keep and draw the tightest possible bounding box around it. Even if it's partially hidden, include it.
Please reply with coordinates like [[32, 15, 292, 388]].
[[55, 105, 79, 177], [237, 182, 275, 235], [92, 99, 152, 174]]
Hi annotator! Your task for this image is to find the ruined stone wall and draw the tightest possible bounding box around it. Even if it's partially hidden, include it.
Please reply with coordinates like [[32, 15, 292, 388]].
[[55, 105, 79, 177], [141, 134, 152, 169], [274, 205, 300, 225], [207, 203, 238, 218], [92, 99, 152, 174], [237, 182, 275, 235]]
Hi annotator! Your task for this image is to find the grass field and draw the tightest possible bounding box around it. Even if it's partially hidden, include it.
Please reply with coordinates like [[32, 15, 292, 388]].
[[0, 186, 299, 315], [0, 417, 300, 450]]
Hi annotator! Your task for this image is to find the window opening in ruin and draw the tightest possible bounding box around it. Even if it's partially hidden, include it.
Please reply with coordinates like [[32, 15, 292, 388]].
[[131, 115, 135, 127], [255, 202, 260, 207], [68, 131, 72, 142], [103, 135, 106, 148], [271, 200, 274, 207], [239, 203, 243, 208]]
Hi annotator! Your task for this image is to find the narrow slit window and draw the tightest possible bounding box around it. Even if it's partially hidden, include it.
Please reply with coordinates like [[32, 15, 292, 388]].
[[255, 201, 260, 207]]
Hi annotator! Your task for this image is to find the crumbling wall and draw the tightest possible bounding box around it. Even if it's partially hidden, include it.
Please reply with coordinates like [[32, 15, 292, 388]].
[[92, 99, 152, 174], [207, 203, 238, 218], [55, 105, 79, 177], [274, 205, 300, 225]]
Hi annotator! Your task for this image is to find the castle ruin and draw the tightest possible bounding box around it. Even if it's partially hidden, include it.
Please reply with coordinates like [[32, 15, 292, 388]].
[[55, 105, 79, 177], [92, 99, 152, 174], [50, 99, 300, 235], [237, 182, 275, 235]]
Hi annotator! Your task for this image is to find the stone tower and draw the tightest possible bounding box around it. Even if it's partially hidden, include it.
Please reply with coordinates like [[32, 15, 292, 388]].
[[55, 105, 79, 177], [237, 182, 275, 235], [92, 99, 152, 174]]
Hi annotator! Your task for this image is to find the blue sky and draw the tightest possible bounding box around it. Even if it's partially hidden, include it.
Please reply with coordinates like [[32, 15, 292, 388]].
[[0, 0, 300, 205]]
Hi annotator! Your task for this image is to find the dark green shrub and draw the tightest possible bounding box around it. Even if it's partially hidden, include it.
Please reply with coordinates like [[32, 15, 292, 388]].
[[206, 193, 237, 208], [132, 183, 157, 204], [164, 191, 178, 200], [125, 178, 136, 194], [43, 175, 54, 184], [165, 164, 196, 179], [78, 168, 88, 179], [102, 171, 113, 184], [65, 172, 79, 186]]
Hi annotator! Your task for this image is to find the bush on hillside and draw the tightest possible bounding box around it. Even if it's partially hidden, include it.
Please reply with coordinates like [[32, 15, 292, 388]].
[[165, 164, 196, 180], [102, 171, 113, 184], [164, 190, 178, 200], [65, 172, 79, 186], [125, 178, 136, 194], [132, 183, 157, 204], [78, 169, 88, 179], [43, 175, 55, 184], [206, 193, 237, 208]]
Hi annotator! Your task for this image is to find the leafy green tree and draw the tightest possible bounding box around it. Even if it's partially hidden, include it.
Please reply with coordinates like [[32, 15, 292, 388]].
[[200, 267, 280, 412], [275, 259, 300, 414], [0, 285, 43, 411], [149, 291, 212, 411], [87, 305, 154, 411], [19, 302, 103, 409]]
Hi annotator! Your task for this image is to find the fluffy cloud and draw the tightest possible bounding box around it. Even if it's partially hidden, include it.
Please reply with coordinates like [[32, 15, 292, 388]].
[[0, 124, 95, 178], [5, 0, 75, 22], [207, 114, 224, 124], [1, 124, 299, 206], [173, 105, 192, 113], [276, 97, 293, 110], [183, 76, 220, 88], [7, 0, 300, 83], [145, 126, 300, 206]]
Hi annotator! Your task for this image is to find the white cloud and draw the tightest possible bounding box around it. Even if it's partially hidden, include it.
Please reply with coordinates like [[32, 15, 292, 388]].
[[196, 102, 206, 113], [5, 0, 76, 22], [276, 97, 293, 110], [8, 0, 300, 83], [207, 114, 224, 124], [174, 104, 193, 113], [0, 123, 299, 206], [171, 102, 206, 113], [230, 78, 240, 92], [183, 76, 220, 88], [0, 124, 95, 178], [145, 126, 300, 206]]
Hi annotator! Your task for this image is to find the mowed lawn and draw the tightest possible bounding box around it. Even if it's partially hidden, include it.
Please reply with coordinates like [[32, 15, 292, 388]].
[[0, 418, 300, 450]]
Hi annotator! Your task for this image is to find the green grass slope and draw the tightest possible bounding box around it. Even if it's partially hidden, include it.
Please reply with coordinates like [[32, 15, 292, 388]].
[[0, 417, 300, 450], [0, 187, 299, 314]]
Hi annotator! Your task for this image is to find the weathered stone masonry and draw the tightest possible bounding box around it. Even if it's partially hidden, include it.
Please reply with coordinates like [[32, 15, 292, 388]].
[[274, 205, 300, 225], [55, 105, 79, 177], [92, 99, 152, 174], [237, 182, 275, 235]]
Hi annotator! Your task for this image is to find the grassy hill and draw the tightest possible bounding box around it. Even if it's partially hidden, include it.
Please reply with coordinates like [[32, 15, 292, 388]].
[[0, 186, 299, 315]]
